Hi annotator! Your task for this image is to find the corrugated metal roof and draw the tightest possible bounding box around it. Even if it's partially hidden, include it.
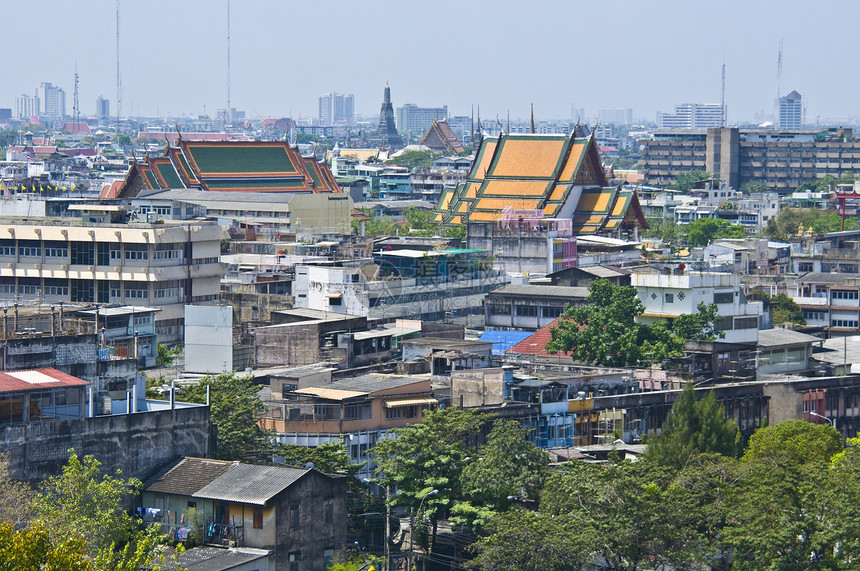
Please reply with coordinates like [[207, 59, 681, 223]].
[[293, 387, 367, 400], [385, 398, 438, 408], [0, 368, 89, 393], [193, 464, 310, 505], [489, 284, 590, 299], [144, 457, 238, 497], [479, 330, 534, 355], [757, 328, 822, 348]]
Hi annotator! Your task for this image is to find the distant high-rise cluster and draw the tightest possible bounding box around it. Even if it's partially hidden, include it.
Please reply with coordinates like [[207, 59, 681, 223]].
[[597, 107, 633, 125], [14, 82, 67, 124], [778, 90, 802, 129], [318, 93, 354, 126], [658, 103, 725, 129]]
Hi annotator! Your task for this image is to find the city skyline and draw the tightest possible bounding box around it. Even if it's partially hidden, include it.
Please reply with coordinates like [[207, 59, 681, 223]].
[[4, 0, 859, 125]]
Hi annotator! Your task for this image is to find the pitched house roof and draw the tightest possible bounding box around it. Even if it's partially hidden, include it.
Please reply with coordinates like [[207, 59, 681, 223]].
[[144, 457, 313, 506], [145, 457, 238, 497], [507, 318, 571, 357], [420, 120, 464, 154], [0, 368, 89, 393], [434, 133, 647, 235], [118, 140, 342, 198]]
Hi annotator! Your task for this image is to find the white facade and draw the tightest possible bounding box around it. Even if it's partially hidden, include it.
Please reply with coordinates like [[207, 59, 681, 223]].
[[38, 82, 66, 123], [658, 103, 724, 129], [0, 218, 226, 342], [294, 266, 368, 317], [632, 271, 762, 343], [184, 305, 233, 374], [15, 93, 39, 120]]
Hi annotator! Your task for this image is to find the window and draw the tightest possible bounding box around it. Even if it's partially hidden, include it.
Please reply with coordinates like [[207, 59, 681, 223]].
[[542, 306, 563, 318], [714, 291, 734, 304], [797, 262, 813, 272], [489, 304, 511, 315], [289, 552, 300, 571], [290, 504, 300, 529], [831, 320, 859, 328], [187, 501, 196, 509], [324, 499, 334, 524], [664, 293, 674, 303], [734, 317, 758, 329], [803, 310, 826, 321], [253, 506, 263, 529], [832, 290, 859, 300], [715, 316, 734, 331], [125, 247, 148, 261], [516, 305, 538, 317]]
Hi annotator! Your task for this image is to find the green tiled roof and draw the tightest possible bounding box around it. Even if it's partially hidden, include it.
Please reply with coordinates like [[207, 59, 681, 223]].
[[205, 178, 307, 189], [156, 162, 185, 189], [188, 145, 299, 175]]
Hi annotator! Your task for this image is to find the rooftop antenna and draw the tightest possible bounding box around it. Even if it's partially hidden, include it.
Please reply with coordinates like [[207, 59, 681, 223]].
[[116, 0, 122, 133], [73, 63, 80, 127], [776, 38, 783, 129], [720, 61, 726, 128], [226, 0, 232, 124], [529, 103, 535, 134]]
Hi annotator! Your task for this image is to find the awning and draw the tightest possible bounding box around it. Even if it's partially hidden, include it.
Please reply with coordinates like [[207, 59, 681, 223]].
[[325, 293, 343, 299], [385, 398, 438, 409]]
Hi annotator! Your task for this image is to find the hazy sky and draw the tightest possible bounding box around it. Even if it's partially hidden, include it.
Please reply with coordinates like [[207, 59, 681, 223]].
[[4, 0, 858, 124]]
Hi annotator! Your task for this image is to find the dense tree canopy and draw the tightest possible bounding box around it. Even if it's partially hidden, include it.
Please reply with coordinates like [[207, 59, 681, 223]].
[[673, 170, 712, 192], [685, 217, 746, 246], [645, 383, 739, 469], [545, 280, 722, 367], [384, 149, 440, 170], [763, 206, 858, 242], [178, 372, 271, 461]]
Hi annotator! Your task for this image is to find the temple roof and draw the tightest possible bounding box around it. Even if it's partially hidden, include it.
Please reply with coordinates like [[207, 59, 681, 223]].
[[419, 119, 464, 154], [434, 132, 646, 235], [117, 140, 341, 198]]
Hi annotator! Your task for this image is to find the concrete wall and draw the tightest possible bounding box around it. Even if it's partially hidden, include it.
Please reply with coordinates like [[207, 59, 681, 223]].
[[221, 291, 293, 324], [0, 405, 210, 483], [452, 368, 505, 407], [274, 472, 347, 571]]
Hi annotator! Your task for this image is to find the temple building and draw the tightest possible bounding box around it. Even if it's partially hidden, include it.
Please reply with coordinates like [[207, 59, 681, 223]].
[[372, 83, 404, 149], [419, 119, 465, 154], [116, 139, 342, 198], [435, 132, 647, 274]]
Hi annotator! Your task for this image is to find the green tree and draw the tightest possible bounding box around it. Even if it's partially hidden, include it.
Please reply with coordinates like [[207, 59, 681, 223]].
[[763, 207, 858, 242], [740, 180, 769, 194], [31, 452, 179, 569], [685, 217, 746, 246], [275, 440, 359, 480], [673, 170, 711, 192], [371, 408, 490, 546], [0, 521, 94, 570], [178, 372, 271, 461], [546, 280, 721, 368], [0, 453, 32, 528], [720, 421, 848, 569], [385, 149, 439, 170], [111, 133, 132, 146], [771, 292, 806, 326], [468, 510, 588, 571], [645, 383, 738, 470], [452, 420, 549, 529]]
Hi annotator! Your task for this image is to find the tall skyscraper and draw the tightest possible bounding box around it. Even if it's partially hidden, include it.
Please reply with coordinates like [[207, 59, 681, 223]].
[[778, 90, 802, 130], [96, 96, 110, 124], [318, 93, 354, 126], [658, 103, 724, 129], [373, 83, 403, 148], [396, 104, 448, 139], [15, 93, 40, 120], [38, 82, 66, 123]]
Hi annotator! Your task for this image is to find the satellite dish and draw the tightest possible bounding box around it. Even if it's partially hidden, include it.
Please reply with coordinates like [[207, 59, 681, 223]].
[[304, 462, 315, 470]]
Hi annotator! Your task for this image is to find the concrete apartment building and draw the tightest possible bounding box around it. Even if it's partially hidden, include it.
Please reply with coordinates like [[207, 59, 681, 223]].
[[0, 213, 226, 342], [657, 103, 725, 129], [641, 127, 860, 192], [632, 270, 763, 344]]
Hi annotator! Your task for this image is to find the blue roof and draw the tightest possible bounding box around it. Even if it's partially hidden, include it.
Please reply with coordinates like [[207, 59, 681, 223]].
[[479, 330, 534, 356]]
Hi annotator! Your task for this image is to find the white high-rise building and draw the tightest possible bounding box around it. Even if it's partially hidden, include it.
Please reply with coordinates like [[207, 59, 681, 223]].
[[396, 104, 448, 139], [778, 91, 802, 130], [658, 103, 724, 129], [15, 93, 40, 120], [38, 82, 66, 123], [318, 93, 354, 126], [597, 108, 633, 125]]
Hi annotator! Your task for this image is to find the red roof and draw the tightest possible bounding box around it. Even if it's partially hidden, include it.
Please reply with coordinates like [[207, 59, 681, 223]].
[[0, 368, 89, 393], [507, 318, 572, 357], [63, 122, 92, 135], [100, 180, 124, 199]]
